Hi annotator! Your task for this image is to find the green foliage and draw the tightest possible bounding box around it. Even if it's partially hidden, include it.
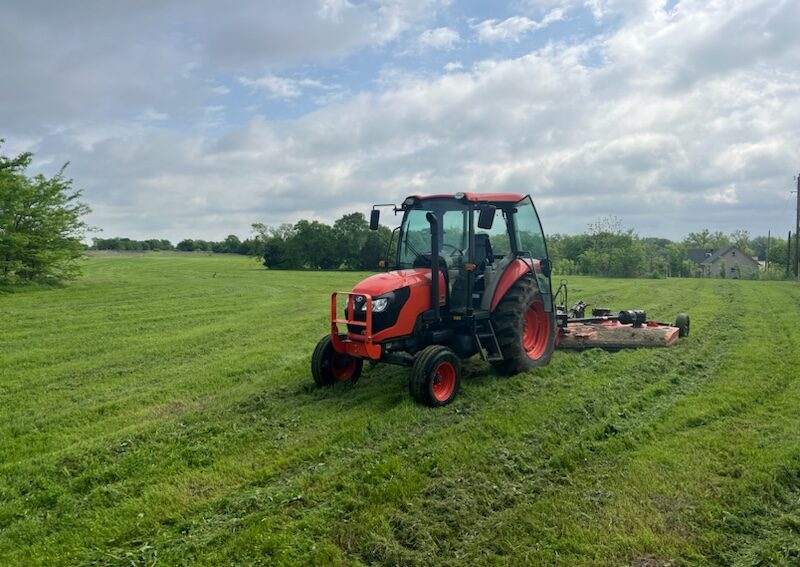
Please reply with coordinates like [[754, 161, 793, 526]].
[[576, 217, 645, 278], [359, 225, 393, 270], [729, 229, 751, 254], [333, 212, 369, 269], [0, 143, 90, 284], [2, 254, 799, 566], [684, 228, 731, 249], [92, 237, 173, 251], [258, 214, 395, 271]]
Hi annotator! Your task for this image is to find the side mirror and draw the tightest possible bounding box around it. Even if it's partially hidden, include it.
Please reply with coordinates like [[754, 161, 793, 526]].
[[369, 209, 380, 230], [477, 205, 495, 230]]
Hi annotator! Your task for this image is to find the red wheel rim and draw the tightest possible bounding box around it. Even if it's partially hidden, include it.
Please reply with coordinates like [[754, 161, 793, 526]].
[[431, 361, 456, 402], [522, 300, 549, 360], [331, 354, 356, 381]]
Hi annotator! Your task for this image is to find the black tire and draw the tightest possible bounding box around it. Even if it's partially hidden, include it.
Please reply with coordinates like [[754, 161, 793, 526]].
[[675, 313, 690, 338], [311, 335, 363, 387], [490, 273, 556, 375], [409, 345, 461, 406]]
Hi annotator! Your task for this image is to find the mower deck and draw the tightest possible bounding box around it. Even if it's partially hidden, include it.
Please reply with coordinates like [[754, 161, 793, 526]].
[[557, 319, 680, 350]]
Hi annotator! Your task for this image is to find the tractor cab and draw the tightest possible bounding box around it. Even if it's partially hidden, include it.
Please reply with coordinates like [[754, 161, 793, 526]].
[[313, 192, 557, 407], [390, 193, 553, 315]]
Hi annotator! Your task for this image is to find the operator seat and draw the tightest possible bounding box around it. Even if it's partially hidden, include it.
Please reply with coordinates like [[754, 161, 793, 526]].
[[468, 234, 495, 308], [473, 234, 494, 271]]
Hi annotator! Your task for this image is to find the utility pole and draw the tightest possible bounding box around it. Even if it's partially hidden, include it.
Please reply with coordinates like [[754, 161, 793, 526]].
[[766, 230, 770, 280], [795, 173, 800, 278], [788, 230, 792, 279]]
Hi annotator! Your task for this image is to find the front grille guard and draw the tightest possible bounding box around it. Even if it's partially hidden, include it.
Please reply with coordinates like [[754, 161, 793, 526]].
[[330, 292, 382, 359]]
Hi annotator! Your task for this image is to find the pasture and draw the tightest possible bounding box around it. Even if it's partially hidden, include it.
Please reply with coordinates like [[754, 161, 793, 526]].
[[1, 253, 799, 566]]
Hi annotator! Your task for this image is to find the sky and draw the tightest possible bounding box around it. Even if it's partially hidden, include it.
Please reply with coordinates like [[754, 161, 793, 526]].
[[1, 0, 799, 243]]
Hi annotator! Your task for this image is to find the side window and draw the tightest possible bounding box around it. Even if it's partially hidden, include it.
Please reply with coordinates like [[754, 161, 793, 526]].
[[513, 198, 548, 259], [442, 210, 467, 250], [474, 208, 511, 257]]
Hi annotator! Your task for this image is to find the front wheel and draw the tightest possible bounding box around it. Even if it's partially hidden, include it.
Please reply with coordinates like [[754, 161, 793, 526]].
[[409, 345, 461, 406], [311, 335, 363, 386]]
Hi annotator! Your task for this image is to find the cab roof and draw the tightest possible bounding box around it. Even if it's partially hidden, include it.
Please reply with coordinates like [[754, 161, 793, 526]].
[[409, 192, 525, 203]]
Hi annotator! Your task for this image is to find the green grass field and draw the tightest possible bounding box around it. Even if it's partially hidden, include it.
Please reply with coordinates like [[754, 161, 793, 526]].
[[1, 253, 799, 566]]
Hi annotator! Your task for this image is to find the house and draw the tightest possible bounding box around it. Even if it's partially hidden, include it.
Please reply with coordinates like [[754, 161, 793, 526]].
[[687, 246, 760, 278]]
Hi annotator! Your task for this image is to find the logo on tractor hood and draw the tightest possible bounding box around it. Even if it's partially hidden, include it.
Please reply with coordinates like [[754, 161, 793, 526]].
[[351, 268, 446, 304]]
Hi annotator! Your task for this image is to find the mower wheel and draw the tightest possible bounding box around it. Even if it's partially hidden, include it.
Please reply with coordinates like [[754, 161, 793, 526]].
[[409, 345, 461, 406], [311, 335, 363, 387], [675, 313, 690, 338], [491, 273, 556, 375]]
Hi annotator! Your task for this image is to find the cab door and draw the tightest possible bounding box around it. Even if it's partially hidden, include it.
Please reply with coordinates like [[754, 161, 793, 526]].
[[512, 196, 553, 311]]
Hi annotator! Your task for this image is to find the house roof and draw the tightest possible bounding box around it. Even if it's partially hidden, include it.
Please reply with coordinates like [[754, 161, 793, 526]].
[[687, 248, 715, 264], [700, 245, 759, 266]]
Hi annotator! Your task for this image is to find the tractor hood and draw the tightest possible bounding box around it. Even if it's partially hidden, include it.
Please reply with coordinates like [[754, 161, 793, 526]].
[[352, 268, 446, 305]]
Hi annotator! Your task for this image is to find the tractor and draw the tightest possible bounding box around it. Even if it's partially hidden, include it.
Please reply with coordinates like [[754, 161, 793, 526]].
[[311, 192, 556, 406]]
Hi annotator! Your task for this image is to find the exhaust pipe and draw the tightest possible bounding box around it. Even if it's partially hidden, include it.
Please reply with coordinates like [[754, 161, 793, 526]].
[[426, 212, 441, 322]]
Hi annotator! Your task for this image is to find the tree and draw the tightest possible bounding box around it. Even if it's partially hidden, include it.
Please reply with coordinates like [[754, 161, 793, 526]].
[[258, 224, 299, 269], [729, 229, 751, 254], [684, 229, 730, 250], [548, 233, 592, 266], [293, 220, 340, 269], [222, 234, 241, 254], [333, 212, 369, 270], [177, 239, 195, 251], [0, 143, 90, 284], [359, 225, 393, 270], [577, 217, 645, 278]]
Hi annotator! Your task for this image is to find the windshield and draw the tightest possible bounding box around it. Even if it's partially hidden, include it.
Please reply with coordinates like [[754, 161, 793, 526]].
[[397, 202, 468, 269]]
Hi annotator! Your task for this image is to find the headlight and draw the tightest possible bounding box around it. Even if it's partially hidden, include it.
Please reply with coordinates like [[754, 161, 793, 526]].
[[361, 297, 389, 313]]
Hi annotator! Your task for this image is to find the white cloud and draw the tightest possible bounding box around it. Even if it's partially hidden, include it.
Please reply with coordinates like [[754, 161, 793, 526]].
[[705, 186, 738, 205], [137, 108, 168, 121], [4, 0, 800, 242], [444, 61, 463, 72], [418, 27, 460, 50], [475, 9, 565, 42], [210, 85, 230, 95], [238, 74, 329, 99]]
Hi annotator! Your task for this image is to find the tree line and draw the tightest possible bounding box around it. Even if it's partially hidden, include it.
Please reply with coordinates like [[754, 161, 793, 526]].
[[3, 142, 796, 285], [88, 213, 394, 271], [549, 220, 792, 279], [90, 235, 263, 255]]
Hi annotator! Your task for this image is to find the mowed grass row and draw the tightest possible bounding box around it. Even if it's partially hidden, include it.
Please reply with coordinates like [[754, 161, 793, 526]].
[[1, 253, 798, 566]]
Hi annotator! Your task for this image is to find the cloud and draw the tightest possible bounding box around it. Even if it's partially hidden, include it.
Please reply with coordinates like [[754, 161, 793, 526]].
[[474, 10, 565, 42], [418, 27, 460, 50], [3, 0, 800, 243], [137, 109, 168, 122], [238, 74, 331, 99], [0, 0, 446, 131]]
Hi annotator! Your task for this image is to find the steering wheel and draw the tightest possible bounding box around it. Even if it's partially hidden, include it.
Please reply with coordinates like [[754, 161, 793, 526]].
[[440, 243, 463, 257]]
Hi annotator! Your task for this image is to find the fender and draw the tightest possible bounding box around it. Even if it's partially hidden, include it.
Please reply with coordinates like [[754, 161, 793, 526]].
[[489, 258, 540, 312]]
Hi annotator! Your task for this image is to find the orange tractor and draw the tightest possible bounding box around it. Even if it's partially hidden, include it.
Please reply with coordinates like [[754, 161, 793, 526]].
[[311, 192, 690, 405], [311, 192, 557, 406]]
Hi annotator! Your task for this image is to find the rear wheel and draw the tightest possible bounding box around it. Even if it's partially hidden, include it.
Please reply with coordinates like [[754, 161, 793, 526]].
[[409, 345, 461, 406], [311, 335, 363, 386], [491, 273, 556, 375]]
